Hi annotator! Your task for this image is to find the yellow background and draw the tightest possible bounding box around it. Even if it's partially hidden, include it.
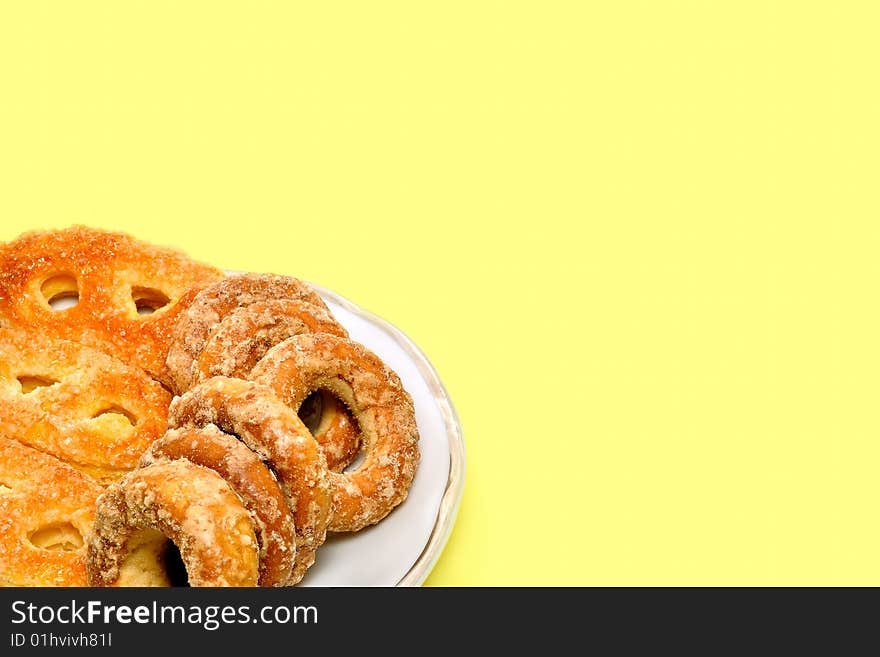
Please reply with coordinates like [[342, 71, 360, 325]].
[[1, 2, 878, 585]]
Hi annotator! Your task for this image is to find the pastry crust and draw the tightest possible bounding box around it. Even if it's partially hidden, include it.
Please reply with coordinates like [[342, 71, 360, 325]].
[[191, 298, 360, 471], [0, 437, 102, 586], [0, 226, 223, 385], [86, 459, 259, 587], [166, 274, 330, 394], [252, 333, 420, 532], [0, 328, 171, 482], [194, 299, 348, 384], [168, 377, 331, 584], [141, 425, 295, 587]]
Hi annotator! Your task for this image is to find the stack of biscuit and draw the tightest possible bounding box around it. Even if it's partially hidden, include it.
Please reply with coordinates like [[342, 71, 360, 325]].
[[0, 227, 419, 587]]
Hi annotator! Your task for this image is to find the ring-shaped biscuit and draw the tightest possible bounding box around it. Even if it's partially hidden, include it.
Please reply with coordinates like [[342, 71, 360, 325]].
[[193, 299, 348, 384], [86, 459, 259, 587], [192, 298, 360, 471], [140, 425, 295, 587], [166, 274, 329, 394], [167, 376, 331, 584], [251, 333, 420, 532]]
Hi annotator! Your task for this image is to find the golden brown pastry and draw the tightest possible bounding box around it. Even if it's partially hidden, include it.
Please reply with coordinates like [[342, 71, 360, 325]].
[[165, 273, 330, 394], [86, 459, 259, 587], [0, 226, 223, 385], [141, 425, 295, 587], [189, 297, 361, 472], [252, 333, 420, 532], [0, 327, 171, 482], [0, 437, 102, 586], [168, 376, 331, 584], [193, 299, 348, 384]]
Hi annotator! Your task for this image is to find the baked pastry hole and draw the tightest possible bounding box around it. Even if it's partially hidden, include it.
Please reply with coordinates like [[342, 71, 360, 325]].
[[299, 388, 364, 472], [0, 481, 13, 495], [29, 522, 83, 551], [131, 287, 170, 316], [17, 375, 59, 394], [92, 406, 138, 427], [117, 530, 189, 587], [298, 389, 325, 435], [40, 274, 80, 310], [300, 389, 358, 433], [162, 540, 189, 586]]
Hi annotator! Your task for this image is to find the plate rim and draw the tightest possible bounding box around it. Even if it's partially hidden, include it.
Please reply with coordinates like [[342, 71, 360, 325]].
[[309, 283, 466, 587]]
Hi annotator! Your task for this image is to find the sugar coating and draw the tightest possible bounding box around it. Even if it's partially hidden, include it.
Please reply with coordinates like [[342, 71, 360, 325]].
[[0, 226, 223, 386], [0, 437, 102, 586], [168, 377, 332, 584], [0, 327, 171, 483], [140, 425, 295, 587], [251, 333, 420, 533], [165, 274, 329, 394], [86, 460, 259, 587], [195, 298, 347, 384]]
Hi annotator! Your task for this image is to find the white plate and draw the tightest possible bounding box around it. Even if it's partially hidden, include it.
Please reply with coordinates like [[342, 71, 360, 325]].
[[289, 284, 465, 587]]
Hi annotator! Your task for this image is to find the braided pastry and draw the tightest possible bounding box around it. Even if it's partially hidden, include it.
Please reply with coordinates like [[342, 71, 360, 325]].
[[191, 299, 348, 385]]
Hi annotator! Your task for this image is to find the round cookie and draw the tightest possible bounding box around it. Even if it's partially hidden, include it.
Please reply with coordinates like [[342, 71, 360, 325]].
[[141, 425, 295, 587], [87, 459, 259, 587], [193, 299, 348, 385], [168, 376, 332, 584], [251, 333, 420, 532], [190, 298, 360, 471], [165, 273, 329, 393]]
